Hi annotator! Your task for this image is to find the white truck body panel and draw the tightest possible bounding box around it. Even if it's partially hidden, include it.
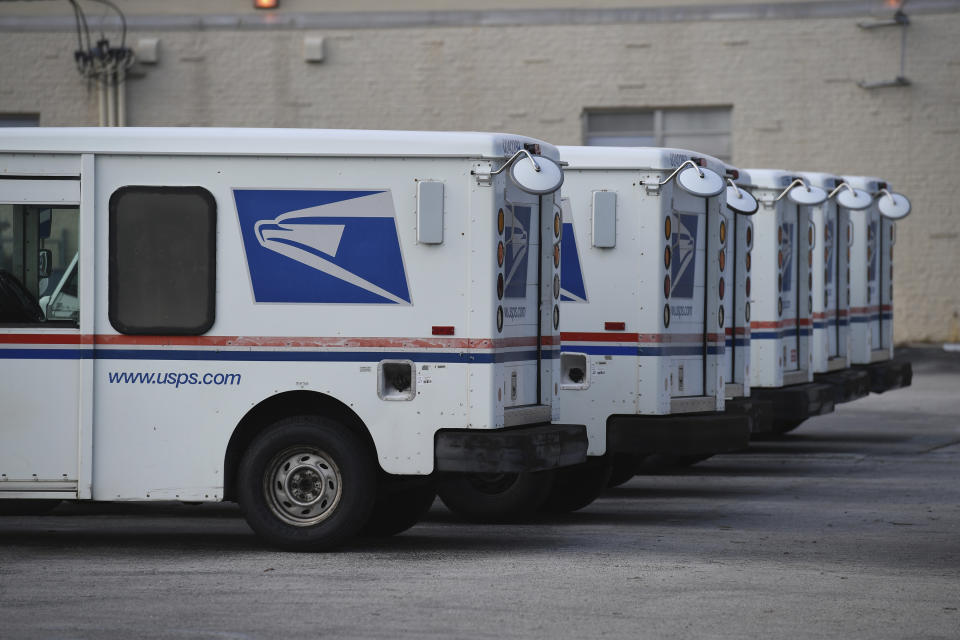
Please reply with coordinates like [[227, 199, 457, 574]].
[[844, 175, 894, 364], [0, 128, 563, 501], [797, 172, 852, 373], [556, 146, 725, 456], [722, 166, 753, 399], [742, 169, 814, 388]]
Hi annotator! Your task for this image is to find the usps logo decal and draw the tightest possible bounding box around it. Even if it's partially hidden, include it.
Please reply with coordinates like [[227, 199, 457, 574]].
[[824, 218, 834, 285], [781, 222, 794, 293], [504, 205, 532, 299], [233, 189, 411, 304], [560, 220, 588, 303], [867, 220, 878, 282], [670, 213, 699, 299]]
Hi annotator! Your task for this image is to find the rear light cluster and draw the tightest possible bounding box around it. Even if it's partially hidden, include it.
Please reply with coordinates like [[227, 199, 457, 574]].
[[745, 219, 753, 322], [553, 208, 561, 329], [663, 215, 672, 328], [718, 218, 727, 328], [496, 208, 505, 332]]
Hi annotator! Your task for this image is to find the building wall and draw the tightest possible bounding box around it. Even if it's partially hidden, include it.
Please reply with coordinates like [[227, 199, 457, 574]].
[[2, 2, 959, 342]]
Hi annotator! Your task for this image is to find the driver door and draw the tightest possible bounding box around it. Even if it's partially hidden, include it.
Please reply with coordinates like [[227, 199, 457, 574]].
[[0, 178, 82, 495]]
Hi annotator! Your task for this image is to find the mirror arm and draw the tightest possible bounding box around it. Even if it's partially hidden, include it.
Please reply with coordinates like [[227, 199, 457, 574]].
[[658, 159, 704, 186], [828, 182, 854, 199], [726, 177, 742, 198], [489, 149, 541, 176], [775, 177, 809, 202]]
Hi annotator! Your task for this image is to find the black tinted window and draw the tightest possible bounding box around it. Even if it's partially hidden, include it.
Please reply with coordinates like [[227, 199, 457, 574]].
[[109, 186, 216, 335]]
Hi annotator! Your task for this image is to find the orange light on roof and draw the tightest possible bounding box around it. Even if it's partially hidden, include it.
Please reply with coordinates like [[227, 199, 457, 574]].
[[254, 0, 279, 8]]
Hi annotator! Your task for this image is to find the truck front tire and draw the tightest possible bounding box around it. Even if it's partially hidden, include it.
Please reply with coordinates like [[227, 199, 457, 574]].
[[237, 416, 376, 551], [361, 477, 437, 537], [437, 471, 554, 522], [540, 457, 612, 513]]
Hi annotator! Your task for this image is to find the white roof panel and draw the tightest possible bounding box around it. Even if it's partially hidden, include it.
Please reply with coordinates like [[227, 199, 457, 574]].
[[796, 171, 842, 190], [0, 127, 559, 160], [843, 175, 887, 192], [558, 145, 721, 172], [742, 168, 793, 189]]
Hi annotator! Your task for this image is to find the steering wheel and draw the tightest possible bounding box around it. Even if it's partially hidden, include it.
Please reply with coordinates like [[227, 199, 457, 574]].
[[0, 270, 45, 322]]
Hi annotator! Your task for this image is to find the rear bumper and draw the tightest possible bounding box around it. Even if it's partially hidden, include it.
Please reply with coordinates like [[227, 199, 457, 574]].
[[814, 368, 872, 405], [606, 411, 751, 456], [750, 382, 836, 433], [724, 396, 774, 435], [854, 359, 913, 393], [434, 423, 588, 473]]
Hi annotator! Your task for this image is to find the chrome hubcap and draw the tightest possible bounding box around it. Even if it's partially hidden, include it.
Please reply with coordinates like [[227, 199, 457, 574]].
[[264, 447, 342, 527]]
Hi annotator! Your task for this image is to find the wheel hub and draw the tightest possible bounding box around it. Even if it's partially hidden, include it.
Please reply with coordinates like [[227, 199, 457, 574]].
[[264, 447, 342, 527]]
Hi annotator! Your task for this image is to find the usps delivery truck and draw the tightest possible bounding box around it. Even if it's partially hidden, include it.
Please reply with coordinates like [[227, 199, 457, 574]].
[[794, 172, 872, 403], [841, 175, 912, 392], [739, 170, 836, 434], [720, 165, 764, 433], [0, 127, 587, 550], [552, 146, 750, 490]]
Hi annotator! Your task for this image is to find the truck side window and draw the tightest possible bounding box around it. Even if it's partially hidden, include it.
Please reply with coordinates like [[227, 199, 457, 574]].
[[109, 186, 216, 335], [0, 203, 80, 326]]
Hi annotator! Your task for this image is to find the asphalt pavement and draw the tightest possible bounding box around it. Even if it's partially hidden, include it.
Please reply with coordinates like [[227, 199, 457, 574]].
[[1, 346, 958, 639]]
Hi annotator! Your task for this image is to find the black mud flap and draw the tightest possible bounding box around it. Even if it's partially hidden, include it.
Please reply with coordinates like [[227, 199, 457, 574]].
[[725, 396, 775, 434], [750, 382, 836, 432], [606, 411, 750, 456], [855, 359, 913, 393], [435, 423, 587, 473], [815, 368, 872, 404]]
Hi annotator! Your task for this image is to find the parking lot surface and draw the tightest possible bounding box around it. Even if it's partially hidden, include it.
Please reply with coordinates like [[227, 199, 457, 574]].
[[1, 347, 958, 639]]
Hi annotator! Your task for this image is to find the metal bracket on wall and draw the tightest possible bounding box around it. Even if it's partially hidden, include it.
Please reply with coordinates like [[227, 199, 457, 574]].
[[857, 9, 911, 89]]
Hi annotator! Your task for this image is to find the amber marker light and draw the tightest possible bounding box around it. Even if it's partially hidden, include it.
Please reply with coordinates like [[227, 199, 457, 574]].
[[254, 0, 278, 8], [664, 216, 672, 240]]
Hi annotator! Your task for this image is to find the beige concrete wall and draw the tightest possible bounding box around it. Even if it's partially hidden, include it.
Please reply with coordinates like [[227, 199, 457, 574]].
[[1, 4, 959, 341]]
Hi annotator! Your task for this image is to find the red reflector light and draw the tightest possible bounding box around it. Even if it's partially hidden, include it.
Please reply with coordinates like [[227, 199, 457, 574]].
[[605, 322, 626, 331], [254, 0, 279, 8], [432, 326, 455, 335]]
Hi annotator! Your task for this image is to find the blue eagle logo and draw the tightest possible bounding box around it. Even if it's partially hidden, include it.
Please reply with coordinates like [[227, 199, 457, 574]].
[[234, 189, 411, 304], [671, 213, 699, 299]]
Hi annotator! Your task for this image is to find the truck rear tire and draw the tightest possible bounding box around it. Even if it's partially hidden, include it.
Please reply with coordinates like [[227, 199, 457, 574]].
[[361, 477, 437, 537], [540, 457, 612, 513], [237, 416, 376, 551], [635, 453, 713, 473], [607, 453, 642, 488], [0, 499, 61, 516], [437, 471, 554, 523]]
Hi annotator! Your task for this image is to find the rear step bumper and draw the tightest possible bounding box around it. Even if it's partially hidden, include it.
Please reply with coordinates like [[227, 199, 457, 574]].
[[434, 423, 588, 473], [814, 368, 872, 404], [724, 396, 773, 434], [749, 382, 836, 433], [854, 359, 913, 393], [606, 411, 751, 456]]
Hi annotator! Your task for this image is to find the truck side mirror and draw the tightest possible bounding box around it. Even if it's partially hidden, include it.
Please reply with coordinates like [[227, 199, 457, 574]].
[[38, 249, 52, 279]]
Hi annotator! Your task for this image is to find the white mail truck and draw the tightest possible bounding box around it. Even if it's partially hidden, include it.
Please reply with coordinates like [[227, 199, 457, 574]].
[[719, 165, 763, 434], [794, 171, 872, 403], [841, 175, 912, 392], [738, 169, 836, 434], [0, 127, 588, 549], [551, 146, 750, 488]]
